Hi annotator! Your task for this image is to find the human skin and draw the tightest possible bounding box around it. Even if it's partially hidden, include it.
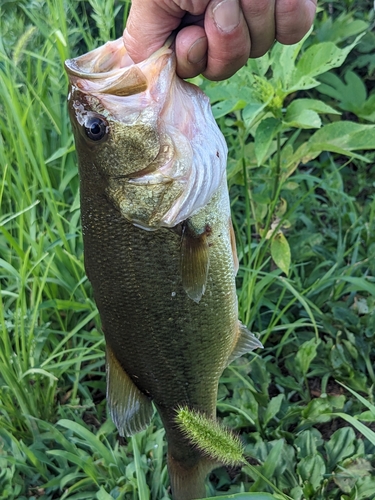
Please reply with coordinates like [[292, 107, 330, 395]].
[[123, 0, 317, 80]]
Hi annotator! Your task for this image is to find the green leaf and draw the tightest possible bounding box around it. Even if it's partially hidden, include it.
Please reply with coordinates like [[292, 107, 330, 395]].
[[316, 14, 368, 44], [97, 487, 115, 500], [295, 338, 320, 377], [325, 427, 356, 470], [318, 70, 367, 110], [355, 476, 375, 500], [249, 440, 288, 494], [47, 450, 98, 482], [336, 276, 375, 297], [247, 52, 271, 77], [308, 120, 375, 151], [45, 143, 75, 164], [330, 413, 375, 447], [357, 410, 375, 422], [284, 108, 321, 129], [271, 232, 291, 276], [211, 98, 247, 118], [295, 430, 323, 459], [264, 394, 284, 426], [254, 117, 281, 165], [271, 36, 307, 90], [131, 434, 150, 500], [289, 35, 364, 92], [284, 98, 340, 129], [243, 102, 268, 129], [297, 453, 326, 490], [302, 396, 345, 423], [286, 121, 375, 173], [57, 420, 116, 468]]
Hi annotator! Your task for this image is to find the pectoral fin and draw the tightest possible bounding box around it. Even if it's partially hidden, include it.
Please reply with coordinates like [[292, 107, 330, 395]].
[[180, 222, 210, 304], [227, 322, 263, 366], [106, 345, 153, 437]]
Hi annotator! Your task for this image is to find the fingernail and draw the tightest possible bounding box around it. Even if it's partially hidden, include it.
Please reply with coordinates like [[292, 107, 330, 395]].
[[187, 37, 208, 65], [213, 0, 241, 33]]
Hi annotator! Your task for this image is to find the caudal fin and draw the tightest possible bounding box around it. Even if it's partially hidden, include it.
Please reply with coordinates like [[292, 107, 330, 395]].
[[168, 452, 214, 500]]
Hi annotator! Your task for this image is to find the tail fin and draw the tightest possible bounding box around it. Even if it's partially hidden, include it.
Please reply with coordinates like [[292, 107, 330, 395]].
[[167, 453, 213, 500]]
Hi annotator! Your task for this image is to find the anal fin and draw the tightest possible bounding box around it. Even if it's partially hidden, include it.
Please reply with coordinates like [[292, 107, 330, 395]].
[[180, 221, 210, 304], [227, 322, 263, 366], [106, 345, 153, 436]]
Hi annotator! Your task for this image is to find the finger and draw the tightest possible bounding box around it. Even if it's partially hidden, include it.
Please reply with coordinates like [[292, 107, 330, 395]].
[[241, 0, 276, 58], [123, 1, 211, 63], [275, 0, 317, 45], [123, 1, 182, 63], [175, 25, 208, 79], [203, 0, 251, 81]]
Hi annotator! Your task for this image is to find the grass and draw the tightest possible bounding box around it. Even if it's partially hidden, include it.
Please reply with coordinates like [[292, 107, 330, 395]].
[[1, 0, 375, 499]]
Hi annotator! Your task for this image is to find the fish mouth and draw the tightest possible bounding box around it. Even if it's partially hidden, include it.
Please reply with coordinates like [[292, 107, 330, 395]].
[[65, 37, 174, 97]]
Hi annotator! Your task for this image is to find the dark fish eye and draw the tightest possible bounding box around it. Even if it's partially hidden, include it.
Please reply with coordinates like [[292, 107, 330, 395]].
[[84, 115, 108, 142]]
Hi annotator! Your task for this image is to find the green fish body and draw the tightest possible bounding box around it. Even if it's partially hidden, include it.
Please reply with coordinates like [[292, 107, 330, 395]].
[[65, 39, 261, 500]]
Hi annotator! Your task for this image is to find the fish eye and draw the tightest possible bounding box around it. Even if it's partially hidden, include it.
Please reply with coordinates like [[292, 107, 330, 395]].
[[84, 115, 108, 142]]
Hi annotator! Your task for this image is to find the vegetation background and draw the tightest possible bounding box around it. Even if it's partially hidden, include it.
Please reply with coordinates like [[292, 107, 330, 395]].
[[1, 0, 375, 499]]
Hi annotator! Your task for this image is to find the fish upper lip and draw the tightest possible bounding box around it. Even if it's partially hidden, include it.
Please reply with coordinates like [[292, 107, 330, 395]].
[[65, 36, 175, 80], [64, 60, 109, 79]]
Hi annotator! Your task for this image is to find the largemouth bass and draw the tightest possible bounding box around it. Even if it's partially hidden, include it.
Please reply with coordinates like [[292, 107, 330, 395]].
[[65, 38, 262, 500]]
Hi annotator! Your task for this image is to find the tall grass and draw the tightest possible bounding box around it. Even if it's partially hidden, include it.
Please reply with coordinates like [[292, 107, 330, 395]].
[[0, 0, 108, 433]]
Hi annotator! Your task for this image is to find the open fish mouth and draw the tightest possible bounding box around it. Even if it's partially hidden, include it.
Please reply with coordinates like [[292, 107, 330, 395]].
[[65, 38, 174, 97]]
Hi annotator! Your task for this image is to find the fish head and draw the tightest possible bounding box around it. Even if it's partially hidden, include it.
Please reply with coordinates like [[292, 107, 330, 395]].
[[65, 39, 172, 179], [65, 39, 228, 229]]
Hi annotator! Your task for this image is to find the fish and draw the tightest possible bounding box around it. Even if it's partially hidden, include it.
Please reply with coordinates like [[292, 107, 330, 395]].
[[65, 38, 262, 500]]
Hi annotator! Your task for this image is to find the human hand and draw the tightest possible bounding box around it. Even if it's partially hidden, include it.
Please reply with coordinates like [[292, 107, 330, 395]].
[[123, 0, 317, 81]]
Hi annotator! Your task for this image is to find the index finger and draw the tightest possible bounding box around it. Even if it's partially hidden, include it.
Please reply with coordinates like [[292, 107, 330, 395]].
[[123, 0, 210, 64]]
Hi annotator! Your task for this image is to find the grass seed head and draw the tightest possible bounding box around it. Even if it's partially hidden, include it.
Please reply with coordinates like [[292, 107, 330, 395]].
[[175, 406, 246, 466]]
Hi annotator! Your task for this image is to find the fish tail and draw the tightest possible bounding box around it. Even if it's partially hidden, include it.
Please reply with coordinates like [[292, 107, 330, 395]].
[[167, 451, 214, 500]]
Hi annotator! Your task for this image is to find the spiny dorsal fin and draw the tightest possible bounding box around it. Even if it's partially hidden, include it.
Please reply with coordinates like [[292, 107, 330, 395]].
[[106, 345, 153, 436], [180, 221, 210, 304], [227, 322, 263, 366]]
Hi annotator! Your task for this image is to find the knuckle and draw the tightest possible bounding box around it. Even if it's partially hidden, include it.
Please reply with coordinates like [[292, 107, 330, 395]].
[[277, 0, 301, 16], [242, 0, 273, 18], [174, 0, 209, 15]]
